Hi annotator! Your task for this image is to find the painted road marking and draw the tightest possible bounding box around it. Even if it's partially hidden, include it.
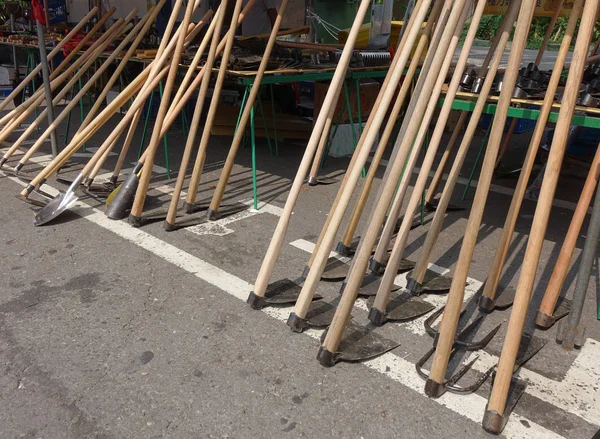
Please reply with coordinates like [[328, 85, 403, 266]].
[[0, 170, 561, 439], [291, 237, 600, 429]]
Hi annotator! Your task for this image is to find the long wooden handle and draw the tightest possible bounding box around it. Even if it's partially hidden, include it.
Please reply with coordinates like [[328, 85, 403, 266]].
[[482, 0, 582, 306], [429, 0, 535, 392], [163, 4, 229, 226], [307, 2, 438, 267], [319, 0, 460, 355], [538, 142, 600, 318], [202, 0, 291, 220], [183, 0, 246, 209], [423, 111, 467, 205], [129, 0, 196, 219], [373, 0, 487, 313], [487, 0, 594, 419], [342, 15, 440, 250], [309, 0, 443, 268], [251, 0, 375, 299], [535, 1, 564, 66], [409, 0, 521, 286]]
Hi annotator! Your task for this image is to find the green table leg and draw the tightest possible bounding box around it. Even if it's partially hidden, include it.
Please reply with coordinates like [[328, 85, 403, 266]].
[[322, 95, 347, 166], [355, 78, 366, 178], [64, 83, 75, 145], [462, 124, 491, 201], [139, 88, 155, 158], [251, 103, 258, 210], [256, 87, 273, 156], [235, 86, 249, 137], [269, 84, 278, 156], [158, 81, 171, 179], [78, 77, 86, 151], [29, 53, 39, 133]]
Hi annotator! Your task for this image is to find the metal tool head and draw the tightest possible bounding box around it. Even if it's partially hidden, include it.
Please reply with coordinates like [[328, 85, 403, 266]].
[[556, 319, 586, 350], [483, 334, 547, 434], [418, 314, 497, 397], [316, 320, 400, 367], [425, 306, 502, 351], [334, 236, 361, 257], [305, 297, 340, 328], [247, 278, 322, 310], [535, 297, 571, 329], [105, 170, 140, 220], [33, 175, 83, 226], [356, 274, 401, 297], [407, 269, 453, 296], [321, 258, 351, 282], [478, 284, 516, 313], [366, 292, 435, 324]]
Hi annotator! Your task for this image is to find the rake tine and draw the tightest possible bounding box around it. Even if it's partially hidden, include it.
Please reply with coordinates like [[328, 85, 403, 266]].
[[447, 363, 495, 395], [446, 355, 479, 387]]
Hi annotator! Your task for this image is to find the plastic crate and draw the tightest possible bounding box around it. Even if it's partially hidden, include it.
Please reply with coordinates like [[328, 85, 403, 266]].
[[0, 86, 12, 97], [479, 105, 537, 134]]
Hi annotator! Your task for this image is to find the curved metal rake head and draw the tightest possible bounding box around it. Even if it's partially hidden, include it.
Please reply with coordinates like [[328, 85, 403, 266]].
[[425, 306, 502, 350], [417, 314, 498, 397]]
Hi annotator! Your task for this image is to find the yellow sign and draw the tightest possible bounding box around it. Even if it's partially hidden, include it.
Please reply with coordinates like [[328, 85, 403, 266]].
[[484, 0, 576, 17]]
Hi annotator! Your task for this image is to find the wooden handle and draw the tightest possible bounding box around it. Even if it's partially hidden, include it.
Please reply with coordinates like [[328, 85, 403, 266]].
[[183, 0, 247, 209], [373, 0, 486, 313], [203, 0, 291, 220], [251, 0, 375, 298], [308, 0, 443, 268], [129, 0, 195, 219], [482, 0, 583, 305], [535, 1, 564, 66], [538, 143, 600, 317], [163, 3, 230, 226], [423, 111, 467, 205], [319, 0, 459, 355], [410, 0, 520, 286], [488, 0, 595, 417]]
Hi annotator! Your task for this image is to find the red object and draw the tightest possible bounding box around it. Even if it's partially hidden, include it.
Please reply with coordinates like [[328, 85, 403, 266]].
[[31, 0, 47, 25]]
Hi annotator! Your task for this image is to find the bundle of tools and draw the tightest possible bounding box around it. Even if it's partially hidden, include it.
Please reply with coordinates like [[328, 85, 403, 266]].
[[234, 0, 597, 434], [1, 0, 599, 434]]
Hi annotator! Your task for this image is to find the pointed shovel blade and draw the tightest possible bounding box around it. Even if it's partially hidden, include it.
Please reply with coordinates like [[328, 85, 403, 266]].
[[33, 190, 79, 226]]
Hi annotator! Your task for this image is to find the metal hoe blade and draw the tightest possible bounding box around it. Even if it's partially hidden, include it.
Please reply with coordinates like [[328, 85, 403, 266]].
[[478, 284, 516, 313], [482, 335, 548, 433], [407, 269, 454, 295], [425, 306, 502, 350], [247, 278, 322, 310], [367, 292, 435, 323], [317, 320, 400, 366]]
